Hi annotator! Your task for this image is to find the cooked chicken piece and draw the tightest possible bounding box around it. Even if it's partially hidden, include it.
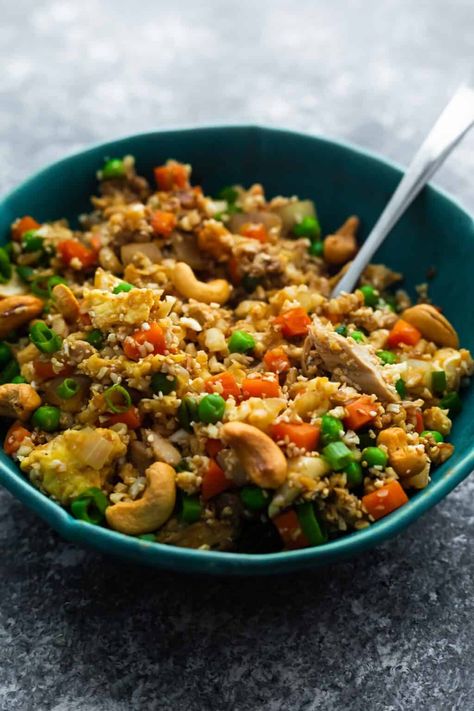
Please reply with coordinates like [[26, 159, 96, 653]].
[[309, 318, 400, 403]]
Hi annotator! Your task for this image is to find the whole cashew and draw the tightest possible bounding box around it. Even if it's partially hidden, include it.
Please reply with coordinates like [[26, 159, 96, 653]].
[[51, 283, 80, 322], [0, 295, 43, 339], [401, 304, 458, 348], [172, 262, 231, 305], [0, 383, 41, 420], [323, 216, 359, 266], [377, 427, 428, 478], [220, 421, 287, 488], [105, 462, 176, 535]]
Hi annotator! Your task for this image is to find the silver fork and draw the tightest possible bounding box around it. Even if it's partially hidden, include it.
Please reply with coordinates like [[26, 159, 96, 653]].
[[332, 85, 474, 297]]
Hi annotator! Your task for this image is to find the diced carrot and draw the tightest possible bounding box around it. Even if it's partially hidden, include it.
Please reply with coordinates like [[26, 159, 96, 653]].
[[263, 347, 291, 374], [242, 375, 280, 399], [12, 216, 41, 241], [106, 406, 142, 430], [362, 480, 409, 521], [227, 256, 241, 285], [271, 423, 320, 451], [239, 222, 268, 243], [387, 319, 421, 348], [205, 438, 224, 458], [4, 422, 30, 456], [414, 409, 424, 434], [89, 233, 102, 252], [123, 322, 166, 361], [201, 459, 231, 501], [151, 210, 177, 237], [273, 509, 309, 549], [274, 307, 311, 338], [344, 395, 378, 431], [33, 359, 73, 380], [57, 239, 97, 268], [205, 372, 241, 400], [154, 161, 189, 191]]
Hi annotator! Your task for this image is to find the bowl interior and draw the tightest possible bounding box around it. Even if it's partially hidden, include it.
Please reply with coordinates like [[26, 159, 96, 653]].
[[0, 126, 473, 575]]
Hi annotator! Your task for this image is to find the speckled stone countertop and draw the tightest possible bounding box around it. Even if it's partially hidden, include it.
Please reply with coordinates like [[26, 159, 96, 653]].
[[1, 1, 473, 709]]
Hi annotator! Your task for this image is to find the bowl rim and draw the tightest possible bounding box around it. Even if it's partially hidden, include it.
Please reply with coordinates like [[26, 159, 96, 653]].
[[1, 124, 473, 574]]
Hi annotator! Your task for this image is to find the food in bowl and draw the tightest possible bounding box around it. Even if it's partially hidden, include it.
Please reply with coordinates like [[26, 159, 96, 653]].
[[0, 156, 471, 553]]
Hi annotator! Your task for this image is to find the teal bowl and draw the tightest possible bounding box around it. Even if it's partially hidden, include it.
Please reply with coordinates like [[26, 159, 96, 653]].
[[1, 126, 473, 575]]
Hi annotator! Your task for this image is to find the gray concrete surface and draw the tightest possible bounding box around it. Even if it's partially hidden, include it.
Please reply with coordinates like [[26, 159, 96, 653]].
[[0, 1, 473, 709]]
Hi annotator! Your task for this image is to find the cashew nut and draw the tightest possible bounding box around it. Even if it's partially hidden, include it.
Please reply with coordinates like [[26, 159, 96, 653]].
[[172, 262, 231, 305], [51, 284, 80, 322], [323, 216, 359, 266], [377, 427, 428, 478], [401, 304, 458, 348], [105, 462, 176, 535], [0, 295, 43, 339], [0, 383, 41, 420], [220, 421, 287, 488]]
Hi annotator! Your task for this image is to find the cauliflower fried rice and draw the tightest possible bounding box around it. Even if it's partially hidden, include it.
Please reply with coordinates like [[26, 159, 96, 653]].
[[0, 155, 472, 553]]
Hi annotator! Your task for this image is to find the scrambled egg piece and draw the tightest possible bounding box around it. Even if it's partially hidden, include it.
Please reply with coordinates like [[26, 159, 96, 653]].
[[81, 288, 162, 329], [21, 428, 126, 504]]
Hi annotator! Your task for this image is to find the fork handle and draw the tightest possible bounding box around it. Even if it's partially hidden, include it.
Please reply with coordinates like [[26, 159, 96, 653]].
[[332, 85, 474, 297]]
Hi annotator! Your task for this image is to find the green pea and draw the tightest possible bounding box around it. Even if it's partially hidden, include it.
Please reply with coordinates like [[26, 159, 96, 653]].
[[228, 330, 256, 354], [420, 430, 444, 443], [309, 240, 324, 257], [138, 534, 156, 542], [0, 359, 20, 384], [361, 447, 388, 468], [32, 405, 61, 432], [85, 329, 104, 349], [198, 394, 226, 424], [321, 414, 344, 446], [178, 396, 199, 431], [350, 330, 366, 343], [439, 392, 462, 415], [293, 216, 321, 240], [101, 158, 126, 180], [359, 284, 379, 307], [22, 230, 43, 253], [345, 461, 363, 488], [151, 372, 177, 395], [377, 350, 397, 365], [0, 342, 12, 368]]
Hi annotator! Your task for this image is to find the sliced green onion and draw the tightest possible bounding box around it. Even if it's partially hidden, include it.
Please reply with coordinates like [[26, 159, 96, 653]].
[[439, 391, 462, 415], [0, 247, 12, 284], [361, 446, 388, 467], [11, 375, 26, 384], [113, 281, 134, 294], [178, 396, 198, 431], [240, 486, 268, 511], [377, 350, 397, 365], [431, 370, 447, 396], [420, 430, 444, 443], [138, 533, 156, 542], [71, 487, 108, 524], [322, 441, 354, 471], [85, 329, 104, 349], [56, 378, 79, 400], [228, 330, 256, 354], [349, 330, 366, 343], [335, 324, 347, 337], [29, 322, 62, 353], [217, 186, 238, 204], [150, 372, 177, 395], [31, 405, 60, 432], [47, 275, 67, 296], [16, 265, 34, 283], [0, 359, 20, 384], [395, 378, 406, 398], [179, 495, 202, 523], [101, 158, 126, 180], [22, 230, 43, 253], [103, 384, 132, 413], [0, 342, 12, 368], [345, 461, 363, 488], [30, 276, 50, 298], [197, 394, 226, 424], [295, 502, 327, 546], [321, 414, 344, 446]]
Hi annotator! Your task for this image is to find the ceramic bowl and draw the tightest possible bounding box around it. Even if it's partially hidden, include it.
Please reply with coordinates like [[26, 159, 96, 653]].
[[1, 126, 473, 575]]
